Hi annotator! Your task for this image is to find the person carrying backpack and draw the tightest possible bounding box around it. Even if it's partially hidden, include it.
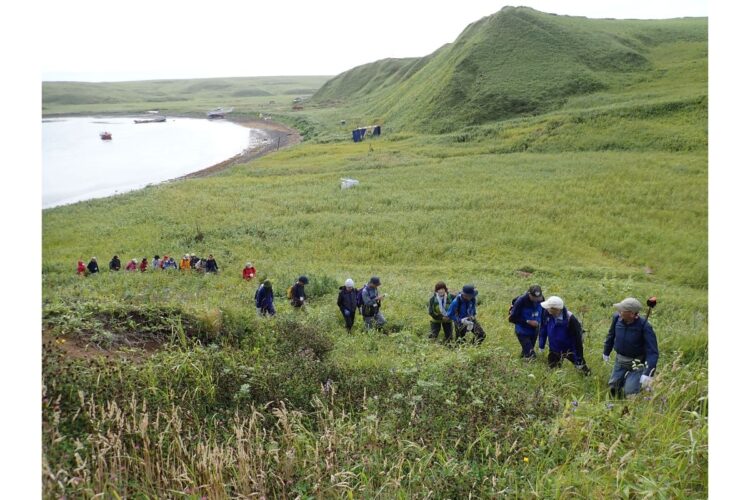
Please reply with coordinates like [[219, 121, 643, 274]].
[[255, 279, 276, 316], [446, 284, 485, 344], [87, 257, 99, 274], [539, 296, 591, 375], [509, 284, 544, 359], [205, 254, 219, 273], [337, 278, 358, 332], [289, 276, 309, 308], [362, 276, 386, 331], [603, 297, 659, 398], [109, 255, 121, 271], [428, 281, 455, 343]]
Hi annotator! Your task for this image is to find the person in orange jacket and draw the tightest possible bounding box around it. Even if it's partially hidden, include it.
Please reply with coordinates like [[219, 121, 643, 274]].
[[180, 254, 191, 271], [242, 262, 257, 280]]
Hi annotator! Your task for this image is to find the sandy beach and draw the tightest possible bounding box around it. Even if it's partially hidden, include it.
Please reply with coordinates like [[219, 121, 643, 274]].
[[177, 118, 301, 180]]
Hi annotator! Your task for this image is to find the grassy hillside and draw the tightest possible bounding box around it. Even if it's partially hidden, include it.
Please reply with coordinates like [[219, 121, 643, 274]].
[[41, 7, 707, 498], [311, 7, 707, 133], [42, 75, 331, 116]]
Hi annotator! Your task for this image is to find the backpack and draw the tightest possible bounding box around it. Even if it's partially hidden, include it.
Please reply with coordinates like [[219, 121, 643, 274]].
[[355, 286, 366, 312], [507, 295, 521, 323], [286, 285, 294, 300]]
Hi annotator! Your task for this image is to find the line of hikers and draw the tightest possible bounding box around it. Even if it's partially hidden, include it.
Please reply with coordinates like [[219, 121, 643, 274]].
[[75, 259, 660, 397], [77, 254, 222, 275]]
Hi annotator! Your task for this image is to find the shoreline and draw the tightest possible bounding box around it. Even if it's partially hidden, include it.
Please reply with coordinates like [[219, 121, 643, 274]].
[[176, 117, 301, 180], [42, 115, 302, 208]]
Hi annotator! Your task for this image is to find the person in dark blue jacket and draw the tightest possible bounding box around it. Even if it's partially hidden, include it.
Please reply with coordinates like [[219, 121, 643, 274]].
[[603, 297, 659, 398], [509, 284, 544, 359], [337, 278, 358, 332], [539, 296, 591, 375], [86, 257, 99, 274], [446, 284, 485, 344], [254, 279, 275, 316]]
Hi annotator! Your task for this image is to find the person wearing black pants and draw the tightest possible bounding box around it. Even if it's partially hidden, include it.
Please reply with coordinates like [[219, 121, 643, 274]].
[[337, 278, 358, 332], [539, 295, 591, 375], [427, 281, 455, 343]]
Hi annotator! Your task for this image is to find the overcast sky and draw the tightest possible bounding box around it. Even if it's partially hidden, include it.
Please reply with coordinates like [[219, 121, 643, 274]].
[[39, 0, 709, 82]]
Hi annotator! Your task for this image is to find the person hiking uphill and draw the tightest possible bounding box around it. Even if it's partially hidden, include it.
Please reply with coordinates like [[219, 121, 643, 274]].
[[242, 262, 257, 280], [446, 284, 485, 344], [254, 279, 276, 317], [87, 257, 99, 275], [603, 297, 659, 398], [109, 255, 121, 272], [289, 276, 309, 309], [428, 281, 455, 343], [539, 296, 591, 375], [362, 276, 386, 331], [509, 285, 544, 359], [337, 278, 358, 332]]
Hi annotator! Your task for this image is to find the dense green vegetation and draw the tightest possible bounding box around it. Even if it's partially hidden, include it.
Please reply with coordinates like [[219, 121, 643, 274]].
[[42, 7, 707, 498]]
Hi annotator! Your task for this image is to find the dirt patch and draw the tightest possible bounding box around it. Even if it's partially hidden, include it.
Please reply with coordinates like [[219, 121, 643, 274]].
[[42, 328, 162, 362], [177, 118, 301, 180]]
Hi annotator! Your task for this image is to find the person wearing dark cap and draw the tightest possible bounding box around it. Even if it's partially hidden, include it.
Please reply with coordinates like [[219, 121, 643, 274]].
[[539, 296, 591, 375], [509, 285, 544, 359], [603, 297, 659, 398], [289, 276, 309, 308], [109, 255, 121, 272], [255, 279, 276, 316], [87, 257, 99, 274], [446, 284, 486, 344], [428, 281, 455, 343], [362, 276, 386, 331]]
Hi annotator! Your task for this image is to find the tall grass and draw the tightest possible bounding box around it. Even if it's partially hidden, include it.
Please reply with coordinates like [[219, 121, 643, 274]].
[[41, 6, 706, 497]]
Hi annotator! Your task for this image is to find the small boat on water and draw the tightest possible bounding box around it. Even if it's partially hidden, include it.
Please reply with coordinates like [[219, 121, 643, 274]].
[[100, 131, 112, 140], [134, 115, 166, 124]]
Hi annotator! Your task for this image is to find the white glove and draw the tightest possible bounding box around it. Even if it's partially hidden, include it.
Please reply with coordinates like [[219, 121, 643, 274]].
[[639, 374, 654, 389], [602, 354, 610, 363], [461, 318, 470, 326]]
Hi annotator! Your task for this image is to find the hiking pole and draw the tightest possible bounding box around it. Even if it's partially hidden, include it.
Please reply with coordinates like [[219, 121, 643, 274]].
[[645, 296, 657, 321]]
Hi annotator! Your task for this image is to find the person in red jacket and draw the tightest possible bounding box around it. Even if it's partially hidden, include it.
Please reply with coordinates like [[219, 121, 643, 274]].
[[242, 262, 257, 280], [125, 258, 137, 271], [77, 259, 86, 275], [139, 258, 148, 272]]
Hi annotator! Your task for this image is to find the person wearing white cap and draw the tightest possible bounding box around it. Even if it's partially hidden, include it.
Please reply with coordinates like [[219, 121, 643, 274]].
[[180, 254, 192, 271], [125, 258, 138, 271], [337, 278, 359, 332], [539, 296, 590, 375], [603, 297, 659, 398], [86, 257, 99, 274]]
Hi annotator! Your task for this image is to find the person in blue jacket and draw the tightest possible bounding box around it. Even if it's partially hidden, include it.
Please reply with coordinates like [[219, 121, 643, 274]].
[[603, 297, 659, 398], [509, 284, 544, 359], [254, 279, 276, 317], [446, 284, 485, 344], [539, 296, 591, 375]]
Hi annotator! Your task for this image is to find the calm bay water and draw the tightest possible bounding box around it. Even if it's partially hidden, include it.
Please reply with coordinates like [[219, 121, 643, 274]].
[[42, 116, 266, 208]]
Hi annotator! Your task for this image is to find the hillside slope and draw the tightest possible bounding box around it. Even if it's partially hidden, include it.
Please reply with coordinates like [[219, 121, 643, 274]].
[[312, 6, 707, 132]]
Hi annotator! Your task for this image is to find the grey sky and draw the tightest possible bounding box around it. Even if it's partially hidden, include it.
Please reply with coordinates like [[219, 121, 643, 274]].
[[40, 0, 708, 82]]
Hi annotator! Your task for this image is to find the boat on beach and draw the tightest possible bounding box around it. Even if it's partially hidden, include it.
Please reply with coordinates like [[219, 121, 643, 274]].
[[134, 115, 167, 124], [99, 131, 112, 140]]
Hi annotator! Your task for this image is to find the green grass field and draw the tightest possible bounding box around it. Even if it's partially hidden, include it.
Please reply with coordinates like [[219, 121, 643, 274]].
[[42, 7, 707, 498]]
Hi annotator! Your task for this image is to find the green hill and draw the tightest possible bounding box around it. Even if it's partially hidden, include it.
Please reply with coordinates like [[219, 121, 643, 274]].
[[312, 6, 706, 132], [41, 7, 707, 498], [42, 75, 331, 116]]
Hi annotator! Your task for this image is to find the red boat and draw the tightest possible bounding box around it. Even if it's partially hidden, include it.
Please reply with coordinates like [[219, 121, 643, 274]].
[[100, 131, 112, 140]]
